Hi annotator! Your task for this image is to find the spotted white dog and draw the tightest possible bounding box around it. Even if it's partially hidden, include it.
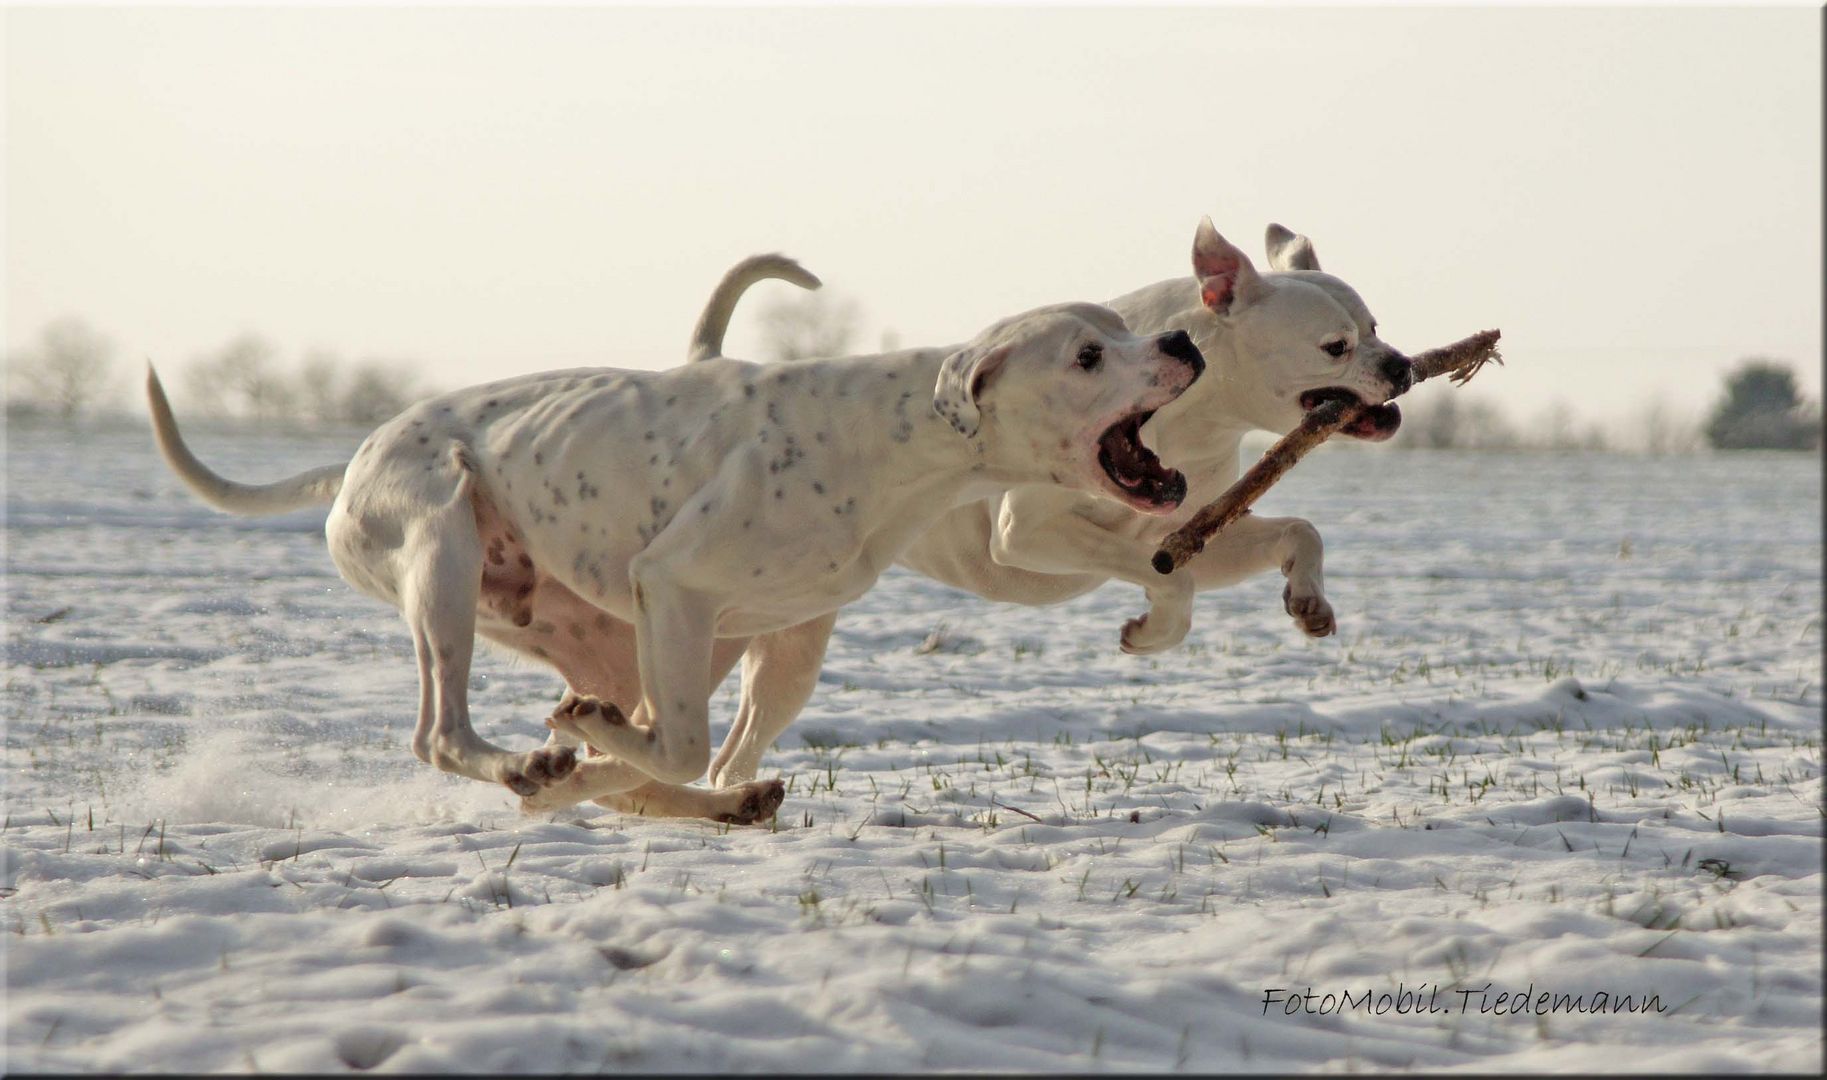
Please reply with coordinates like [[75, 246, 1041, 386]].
[[147, 295, 1203, 820], [679, 217, 1416, 791]]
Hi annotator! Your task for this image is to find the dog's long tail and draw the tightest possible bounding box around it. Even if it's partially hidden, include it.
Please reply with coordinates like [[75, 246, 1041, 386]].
[[686, 253, 821, 363], [146, 364, 347, 515]]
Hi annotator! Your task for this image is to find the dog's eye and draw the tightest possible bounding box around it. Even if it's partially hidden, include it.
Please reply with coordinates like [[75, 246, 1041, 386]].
[[1321, 340, 1349, 359], [1075, 343, 1104, 370]]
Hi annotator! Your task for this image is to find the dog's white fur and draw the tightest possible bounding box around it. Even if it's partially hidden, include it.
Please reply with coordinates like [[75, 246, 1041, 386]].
[[148, 294, 1201, 819], [685, 218, 1416, 792]]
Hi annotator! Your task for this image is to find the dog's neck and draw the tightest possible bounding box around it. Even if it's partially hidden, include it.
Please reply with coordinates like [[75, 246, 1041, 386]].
[[838, 347, 1027, 498], [790, 345, 1092, 553]]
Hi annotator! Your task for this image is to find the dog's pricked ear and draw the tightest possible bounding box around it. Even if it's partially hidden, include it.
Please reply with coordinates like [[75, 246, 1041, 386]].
[[1265, 223, 1321, 272], [1192, 216, 1262, 316], [932, 343, 1012, 439]]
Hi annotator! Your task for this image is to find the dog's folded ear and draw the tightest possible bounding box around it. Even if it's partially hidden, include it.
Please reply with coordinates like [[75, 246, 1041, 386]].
[[1265, 223, 1321, 272], [933, 342, 1012, 439], [1193, 216, 1264, 317]]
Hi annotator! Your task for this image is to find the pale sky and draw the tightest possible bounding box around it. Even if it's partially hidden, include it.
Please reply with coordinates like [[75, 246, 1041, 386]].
[[5, 3, 1821, 429]]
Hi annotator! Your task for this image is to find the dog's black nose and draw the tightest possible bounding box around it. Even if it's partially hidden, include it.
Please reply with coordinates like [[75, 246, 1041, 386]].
[[1380, 352, 1413, 395], [1158, 330, 1204, 376]]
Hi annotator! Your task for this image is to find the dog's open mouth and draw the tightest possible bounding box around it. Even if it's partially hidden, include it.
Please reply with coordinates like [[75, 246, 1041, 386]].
[[1097, 410, 1186, 510], [1299, 388, 1402, 442]]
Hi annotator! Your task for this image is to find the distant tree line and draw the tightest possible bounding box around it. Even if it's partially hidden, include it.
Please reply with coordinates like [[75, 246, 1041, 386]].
[[1394, 392, 1659, 453], [177, 333, 421, 427], [1391, 357, 1818, 453], [5, 315, 427, 428], [6, 313, 1819, 454]]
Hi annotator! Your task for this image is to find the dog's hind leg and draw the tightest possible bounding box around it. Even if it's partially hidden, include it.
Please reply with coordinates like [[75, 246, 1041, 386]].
[[400, 464, 580, 795], [707, 611, 836, 788]]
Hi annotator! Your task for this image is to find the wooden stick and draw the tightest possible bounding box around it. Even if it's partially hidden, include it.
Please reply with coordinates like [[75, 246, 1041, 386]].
[[1151, 329, 1502, 575]]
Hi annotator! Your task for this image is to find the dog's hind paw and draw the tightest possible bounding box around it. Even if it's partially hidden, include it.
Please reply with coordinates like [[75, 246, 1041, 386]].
[[499, 745, 578, 797], [548, 692, 627, 746], [714, 779, 785, 826], [1283, 584, 1336, 638]]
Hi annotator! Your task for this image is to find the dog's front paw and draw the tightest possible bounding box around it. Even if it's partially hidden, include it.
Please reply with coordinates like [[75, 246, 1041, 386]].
[[1283, 582, 1336, 638], [500, 745, 578, 798], [713, 779, 785, 826], [1121, 606, 1191, 655]]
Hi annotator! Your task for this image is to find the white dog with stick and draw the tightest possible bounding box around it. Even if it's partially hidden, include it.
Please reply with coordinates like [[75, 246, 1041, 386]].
[[148, 294, 1204, 820]]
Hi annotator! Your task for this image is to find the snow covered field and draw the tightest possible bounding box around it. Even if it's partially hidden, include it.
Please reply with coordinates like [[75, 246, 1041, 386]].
[[4, 421, 1821, 1073]]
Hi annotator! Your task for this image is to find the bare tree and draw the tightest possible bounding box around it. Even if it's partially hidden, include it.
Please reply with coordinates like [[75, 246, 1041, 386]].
[[297, 350, 345, 425], [1633, 397, 1700, 455], [1397, 391, 1520, 450], [340, 360, 420, 425], [1455, 400, 1521, 449], [1533, 399, 1578, 450], [1401, 391, 1461, 450], [12, 316, 116, 420], [757, 291, 861, 363], [184, 334, 293, 422]]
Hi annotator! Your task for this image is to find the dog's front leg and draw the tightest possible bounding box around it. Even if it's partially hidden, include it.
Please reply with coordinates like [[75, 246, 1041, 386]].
[[990, 494, 1194, 654], [1183, 513, 1334, 638], [528, 634, 786, 823], [535, 557, 719, 790]]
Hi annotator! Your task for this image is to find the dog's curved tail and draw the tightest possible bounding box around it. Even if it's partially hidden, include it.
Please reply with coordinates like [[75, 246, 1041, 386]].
[[686, 253, 821, 363], [146, 364, 347, 515]]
